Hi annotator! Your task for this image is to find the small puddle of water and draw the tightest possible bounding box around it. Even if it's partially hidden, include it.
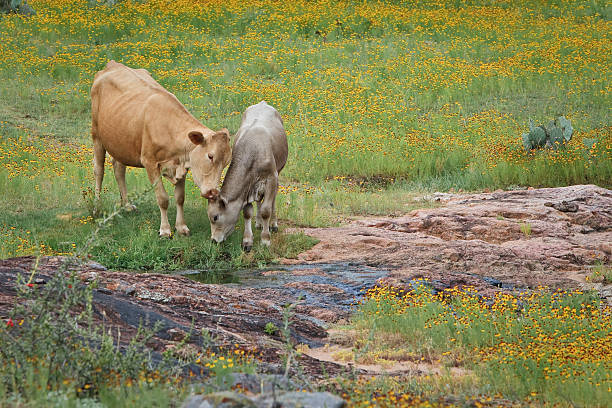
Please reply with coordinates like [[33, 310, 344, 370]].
[[179, 262, 391, 312]]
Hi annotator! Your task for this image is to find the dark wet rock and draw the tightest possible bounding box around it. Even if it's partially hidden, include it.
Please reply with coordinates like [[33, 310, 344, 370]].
[[96, 287, 112, 294], [87, 261, 107, 271], [545, 200, 579, 212], [0, 256, 349, 378]]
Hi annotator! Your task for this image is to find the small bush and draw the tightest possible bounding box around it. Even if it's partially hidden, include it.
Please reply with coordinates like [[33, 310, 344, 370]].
[[0, 196, 181, 401], [264, 322, 278, 335], [587, 262, 612, 284], [520, 221, 532, 237]]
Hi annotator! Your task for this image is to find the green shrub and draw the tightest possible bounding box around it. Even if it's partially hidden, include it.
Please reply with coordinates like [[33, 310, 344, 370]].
[[0, 197, 181, 400], [264, 322, 279, 335]]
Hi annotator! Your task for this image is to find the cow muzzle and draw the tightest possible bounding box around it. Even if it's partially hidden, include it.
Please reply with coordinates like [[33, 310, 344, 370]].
[[201, 189, 219, 199], [210, 231, 226, 244]]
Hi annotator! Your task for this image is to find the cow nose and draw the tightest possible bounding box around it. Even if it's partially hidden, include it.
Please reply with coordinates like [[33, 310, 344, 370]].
[[202, 189, 219, 199]]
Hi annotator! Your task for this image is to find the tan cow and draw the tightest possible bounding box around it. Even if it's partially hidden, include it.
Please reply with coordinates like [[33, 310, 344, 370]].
[[91, 60, 231, 237]]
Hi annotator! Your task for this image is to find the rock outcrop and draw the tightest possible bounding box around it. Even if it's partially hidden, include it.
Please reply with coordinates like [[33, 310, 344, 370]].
[[296, 184, 611, 298]]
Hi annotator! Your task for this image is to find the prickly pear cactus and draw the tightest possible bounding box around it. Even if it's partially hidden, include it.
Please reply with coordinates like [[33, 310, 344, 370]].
[[522, 116, 573, 151], [556, 116, 573, 142], [547, 121, 564, 147], [0, 0, 34, 14]]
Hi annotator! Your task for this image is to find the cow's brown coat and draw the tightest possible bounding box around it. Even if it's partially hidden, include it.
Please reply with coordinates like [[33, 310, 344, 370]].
[[91, 61, 231, 236]]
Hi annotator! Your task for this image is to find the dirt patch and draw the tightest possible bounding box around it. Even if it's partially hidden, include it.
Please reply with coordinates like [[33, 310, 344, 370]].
[[303, 345, 469, 377]]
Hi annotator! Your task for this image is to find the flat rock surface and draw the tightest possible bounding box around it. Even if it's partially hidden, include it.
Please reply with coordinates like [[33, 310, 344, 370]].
[[298, 184, 611, 298], [0, 185, 610, 377]]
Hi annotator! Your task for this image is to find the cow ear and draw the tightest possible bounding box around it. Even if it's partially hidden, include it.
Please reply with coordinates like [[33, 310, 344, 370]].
[[219, 128, 230, 142], [220, 196, 227, 208], [216, 128, 232, 166], [188, 130, 205, 145]]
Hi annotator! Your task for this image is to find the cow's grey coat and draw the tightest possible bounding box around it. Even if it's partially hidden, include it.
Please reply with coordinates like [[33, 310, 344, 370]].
[[207, 101, 288, 250]]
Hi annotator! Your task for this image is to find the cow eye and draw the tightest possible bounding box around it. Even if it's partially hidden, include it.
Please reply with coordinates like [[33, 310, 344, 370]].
[[213, 215, 218, 223]]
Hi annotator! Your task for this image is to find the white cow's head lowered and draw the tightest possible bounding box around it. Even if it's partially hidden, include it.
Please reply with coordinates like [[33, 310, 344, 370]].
[[207, 195, 242, 243], [187, 129, 232, 199]]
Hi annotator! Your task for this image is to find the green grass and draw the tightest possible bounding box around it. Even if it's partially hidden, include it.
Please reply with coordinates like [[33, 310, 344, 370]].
[[334, 285, 612, 406], [0, 160, 314, 272], [588, 262, 612, 284]]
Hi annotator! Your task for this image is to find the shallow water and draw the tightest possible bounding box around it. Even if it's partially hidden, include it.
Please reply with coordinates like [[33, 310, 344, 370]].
[[180, 262, 391, 312], [179, 261, 523, 315]]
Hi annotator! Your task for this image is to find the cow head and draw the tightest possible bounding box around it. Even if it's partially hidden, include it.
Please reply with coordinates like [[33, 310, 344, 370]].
[[187, 128, 231, 199], [207, 195, 241, 243]]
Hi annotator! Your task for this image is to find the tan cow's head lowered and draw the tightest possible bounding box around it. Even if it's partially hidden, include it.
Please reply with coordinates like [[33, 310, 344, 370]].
[[187, 129, 232, 199]]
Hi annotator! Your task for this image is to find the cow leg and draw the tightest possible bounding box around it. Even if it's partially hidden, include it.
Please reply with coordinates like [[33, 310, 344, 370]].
[[259, 176, 278, 247], [112, 159, 136, 211], [270, 203, 278, 233], [144, 163, 172, 237], [242, 203, 254, 252], [255, 202, 263, 230], [93, 139, 106, 200], [174, 176, 190, 236]]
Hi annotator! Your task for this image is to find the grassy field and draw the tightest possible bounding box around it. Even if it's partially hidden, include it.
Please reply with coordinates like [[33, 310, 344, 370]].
[[0, 0, 610, 268], [0, 1, 611, 405]]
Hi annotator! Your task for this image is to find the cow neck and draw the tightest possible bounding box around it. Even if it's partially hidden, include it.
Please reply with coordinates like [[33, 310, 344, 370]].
[[220, 151, 254, 204]]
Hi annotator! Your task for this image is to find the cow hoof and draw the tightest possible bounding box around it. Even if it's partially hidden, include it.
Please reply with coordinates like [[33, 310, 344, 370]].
[[270, 225, 278, 233], [159, 229, 172, 238], [242, 244, 252, 253], [176, 226, 190, 236], [261, 239, 271, 248]]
